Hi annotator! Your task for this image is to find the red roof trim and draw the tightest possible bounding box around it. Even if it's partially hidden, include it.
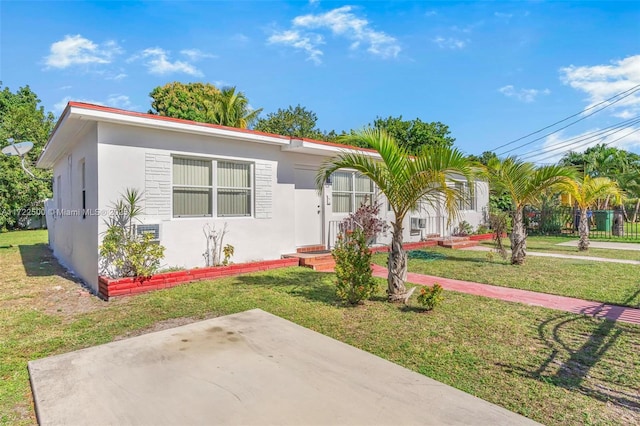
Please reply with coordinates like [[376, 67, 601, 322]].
[[295, 137, 379, 154], [67, 101, 290, 141], [66, 102, 376, 154]]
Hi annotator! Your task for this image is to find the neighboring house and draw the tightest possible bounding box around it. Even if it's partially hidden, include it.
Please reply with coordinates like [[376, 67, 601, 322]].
[[37, 102, 489, 293]]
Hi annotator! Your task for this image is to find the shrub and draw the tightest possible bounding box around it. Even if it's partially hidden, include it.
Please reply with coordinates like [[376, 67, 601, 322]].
[[453, 220, 473, 236], [416, 283, 444, 310], [222, 244, 234, 266], [332, 227, 377, 304], [475, 224, 490, 235], [99, 189, 165, 278], [340, 201, 389, 244]]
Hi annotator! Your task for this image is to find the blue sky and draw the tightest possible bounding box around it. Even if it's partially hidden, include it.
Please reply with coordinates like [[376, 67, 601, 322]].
[[1, 1, 639, 162]]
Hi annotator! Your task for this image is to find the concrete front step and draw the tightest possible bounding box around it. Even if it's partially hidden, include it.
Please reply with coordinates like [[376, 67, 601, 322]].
[[296, 244, 327, 253], [438, 239, 479, 249]]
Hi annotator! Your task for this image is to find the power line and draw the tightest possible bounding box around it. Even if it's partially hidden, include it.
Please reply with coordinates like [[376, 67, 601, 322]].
[[531, 127, 640, 164], [490, 83, 640, 153], [518, 117, 640, 161], [496, 85, 640, 156]]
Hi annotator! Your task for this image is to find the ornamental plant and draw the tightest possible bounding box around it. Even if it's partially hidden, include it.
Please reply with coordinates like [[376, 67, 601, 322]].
[[99, 189, 165, 278], [416, 283, 444, 311], [332, 227, 377, 305], [340, 201, 389, 244]]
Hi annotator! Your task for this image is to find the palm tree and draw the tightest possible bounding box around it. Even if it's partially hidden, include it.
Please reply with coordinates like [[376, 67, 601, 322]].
[[617, 169, 640, 222], [487, 157, 575, 265], [560, 175, 623, 251], [211, 87, 262, 129], [316, 129, 477, 301]]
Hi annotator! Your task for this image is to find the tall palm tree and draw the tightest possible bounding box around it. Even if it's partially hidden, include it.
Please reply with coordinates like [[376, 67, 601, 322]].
[[560, 175, 623, 251], [617, 169, 640, 222], [487, 157, 575, 265], [212, 87, 263, 129], [316, 129, 477, 301]]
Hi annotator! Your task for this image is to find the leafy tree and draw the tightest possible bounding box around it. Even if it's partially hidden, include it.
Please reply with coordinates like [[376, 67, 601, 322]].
[[369, 116, 455, 153], [255, 104, 339, 141], [560, 144, 640, 179], [317, 129, 476, 301], [487, 157, 575, 265], [149, 82, 262, 129], [256, 104, 318, 137], [559, 176, 623, 251], [468, 150, 498, 166], [149, 82, 220, 123], [0, 84, 55, 230]]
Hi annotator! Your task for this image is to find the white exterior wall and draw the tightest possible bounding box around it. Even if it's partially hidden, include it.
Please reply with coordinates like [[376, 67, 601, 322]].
[[47, 123, 100, 290], [44, 113, 491, 290], [96, 123, 333, 271]]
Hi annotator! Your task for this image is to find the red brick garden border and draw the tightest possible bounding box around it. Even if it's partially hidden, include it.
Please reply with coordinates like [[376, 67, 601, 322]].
[[98, 258, 299, 300]]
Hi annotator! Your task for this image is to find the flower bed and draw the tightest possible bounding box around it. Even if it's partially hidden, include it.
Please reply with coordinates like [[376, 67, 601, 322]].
[[98, 258, 299, 300]]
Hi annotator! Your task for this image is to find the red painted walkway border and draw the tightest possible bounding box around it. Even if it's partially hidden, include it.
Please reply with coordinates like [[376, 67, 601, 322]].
[[371, 264, 640, 325], [99, 258, 299, 300]]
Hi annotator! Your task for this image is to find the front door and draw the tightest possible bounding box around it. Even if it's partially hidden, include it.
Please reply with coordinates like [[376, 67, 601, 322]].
[[294, 167, 323, 247]]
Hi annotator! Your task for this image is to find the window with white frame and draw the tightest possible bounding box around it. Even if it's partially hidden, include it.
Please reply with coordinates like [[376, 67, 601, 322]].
[[332, 171, 374, 213], [217, 161, 251, 216], [172, 157, 252, 218], [455, 181, 476, 211]]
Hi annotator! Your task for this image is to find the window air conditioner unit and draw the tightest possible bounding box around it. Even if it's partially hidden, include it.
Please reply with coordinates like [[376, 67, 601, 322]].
[[136, 224, 160, 243]]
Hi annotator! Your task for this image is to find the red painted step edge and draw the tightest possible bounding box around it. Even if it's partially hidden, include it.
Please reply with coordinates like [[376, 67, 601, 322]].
[[98, 258, 299, 300], [468, 233, 506, 241]]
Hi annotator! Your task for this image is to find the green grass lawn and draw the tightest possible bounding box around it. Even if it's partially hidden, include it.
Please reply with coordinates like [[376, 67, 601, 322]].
[[481, 235, 640, 262], [372, 245, 640, 308], [1, 230, 639, 425]]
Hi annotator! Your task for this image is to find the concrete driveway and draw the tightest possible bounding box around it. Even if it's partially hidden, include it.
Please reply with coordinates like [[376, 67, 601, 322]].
[[29, 309, 538, 425]]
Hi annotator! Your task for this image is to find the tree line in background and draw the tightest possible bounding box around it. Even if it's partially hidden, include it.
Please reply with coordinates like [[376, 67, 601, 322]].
[[1, 80, 640, 250], [0, 83, 54, 231]]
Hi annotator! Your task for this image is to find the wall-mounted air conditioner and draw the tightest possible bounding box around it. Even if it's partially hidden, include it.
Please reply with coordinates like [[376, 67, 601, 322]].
[[136, 224, 161, 243]]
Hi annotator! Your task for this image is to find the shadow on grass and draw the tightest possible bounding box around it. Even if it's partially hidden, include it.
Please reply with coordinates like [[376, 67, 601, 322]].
[[499, 311, 640, 412], [18, 244, 71, 278], [235, 268, 339, 306]]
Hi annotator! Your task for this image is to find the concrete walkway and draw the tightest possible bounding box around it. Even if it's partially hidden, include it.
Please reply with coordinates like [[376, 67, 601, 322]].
[[29, 309, 538, 425], [463, 245, 640, 265], [371, 264, 640, 325], [556, 240, 640, 251]]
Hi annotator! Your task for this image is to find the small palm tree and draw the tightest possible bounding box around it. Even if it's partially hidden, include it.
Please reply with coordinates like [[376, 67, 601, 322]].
[[212, 87, 262, 129], [560, 175, 623, 251], [316, 129, 477, 301], [487, 157, 575, 265]]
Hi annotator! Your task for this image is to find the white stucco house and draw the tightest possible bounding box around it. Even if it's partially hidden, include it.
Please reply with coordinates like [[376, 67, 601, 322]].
[[37, 102, 489, 293]]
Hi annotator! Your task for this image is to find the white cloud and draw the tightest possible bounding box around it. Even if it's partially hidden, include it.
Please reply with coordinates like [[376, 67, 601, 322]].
[[107, 72, 127, 81], [499, 85, 550, 103], [560, 55, 640, 119], [433, 36, 467, 50], [53, 94, 137, 114], [58, 85, 72, 91], [425, 10, 438, 17], [45, 35, 122, 69], [268, 30, 324, 64], [180, 49, 217, 61], [269, 5, 400, 63], [133, 47, 203, 77]]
